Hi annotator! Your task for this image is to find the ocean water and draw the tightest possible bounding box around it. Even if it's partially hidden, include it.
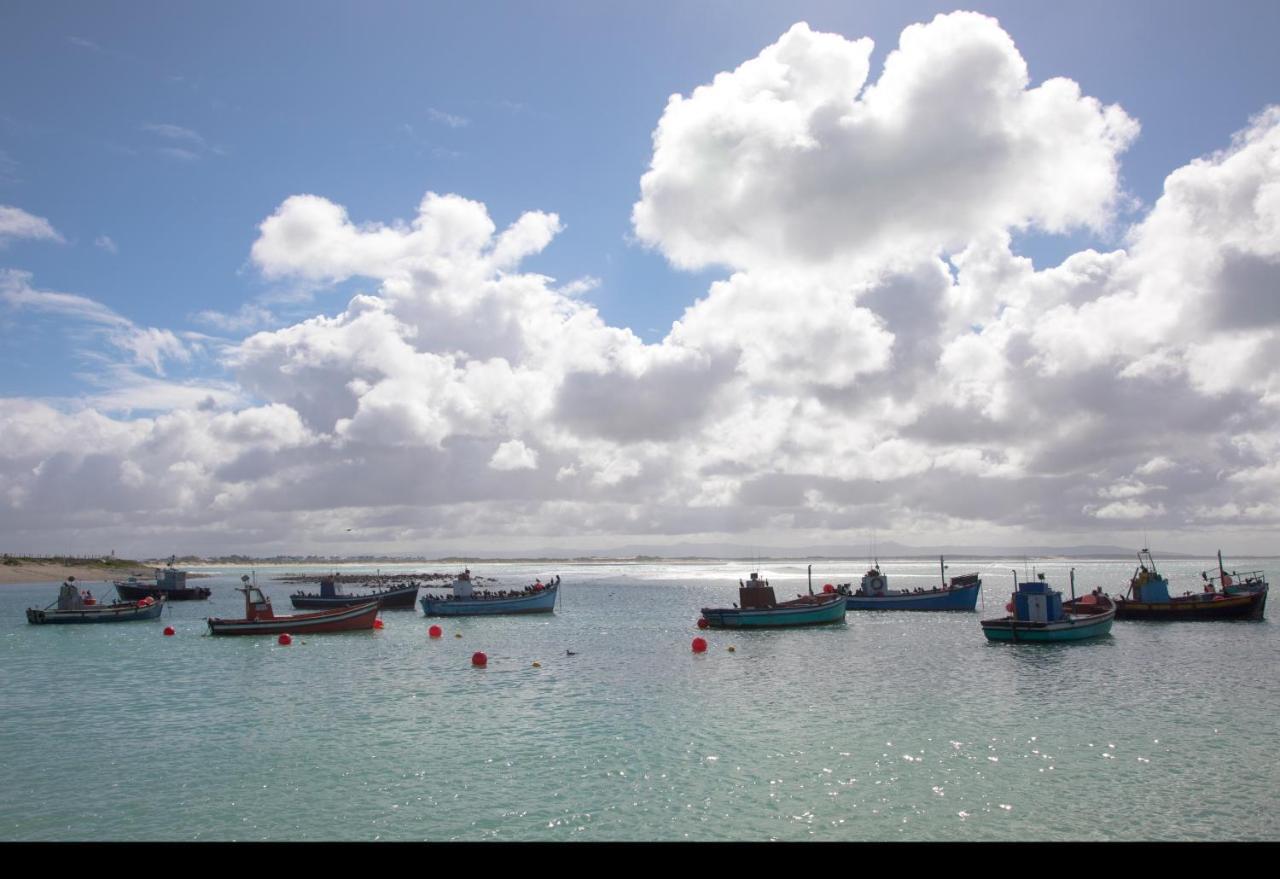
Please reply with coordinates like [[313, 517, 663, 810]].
[[1, 557, 1277, 841]]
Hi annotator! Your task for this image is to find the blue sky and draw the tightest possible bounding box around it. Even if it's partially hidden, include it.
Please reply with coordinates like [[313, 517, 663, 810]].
[[6, 2, 1277, 363], [3, 3, 1280, 555]]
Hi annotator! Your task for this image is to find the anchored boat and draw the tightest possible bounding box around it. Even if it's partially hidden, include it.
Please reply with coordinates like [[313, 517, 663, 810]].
[[1114, 550, 1266, 621], [291, 575, 419, 610], [839, 556, 981, 611], [27, 578, 165, 625], [700, 568, 847, 629], [114, 560, 211, 602], [981, 569, 1115, 643], [208, 575, 379, 636], [420, 570, 560, 616]]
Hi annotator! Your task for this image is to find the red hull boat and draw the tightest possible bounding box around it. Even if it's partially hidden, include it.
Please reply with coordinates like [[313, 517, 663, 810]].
[[208, 576, 380, 636]]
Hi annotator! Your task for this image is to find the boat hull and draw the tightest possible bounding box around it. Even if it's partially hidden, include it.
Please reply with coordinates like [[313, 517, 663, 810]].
[[290, 584, 419, 610], [981, 608, 1115, 642], [1114, 589, 1265, 621], [701, 594, 847, 628], [845, 580, 981, 611], [420, 584, 558, 616], [115, 581, 211, 601], [207, 601, 380, 636], [27, 600, 165, 625]]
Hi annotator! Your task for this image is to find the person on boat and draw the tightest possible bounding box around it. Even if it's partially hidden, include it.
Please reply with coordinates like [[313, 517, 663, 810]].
[[58, 580, 83, 610]]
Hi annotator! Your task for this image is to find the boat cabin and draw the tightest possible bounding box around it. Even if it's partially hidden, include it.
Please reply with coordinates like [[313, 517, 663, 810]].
[[237, 576, 275, 620], [157, 567, 187, 590], [1129, 559, 1171, 603], [860, 567, 889, 596], [739, 572, 776, 609], [319, 576, 340, 598], [453, 570, 475, 598], [57, 579, 85, 611], [1011, 578, 1065, 624]]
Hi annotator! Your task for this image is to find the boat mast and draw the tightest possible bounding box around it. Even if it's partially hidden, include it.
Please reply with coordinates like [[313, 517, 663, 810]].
[[939, 555, 947, 588]]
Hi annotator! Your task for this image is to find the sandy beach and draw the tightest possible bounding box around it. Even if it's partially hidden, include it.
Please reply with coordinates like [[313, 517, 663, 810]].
[[0, 563, 151, 586]]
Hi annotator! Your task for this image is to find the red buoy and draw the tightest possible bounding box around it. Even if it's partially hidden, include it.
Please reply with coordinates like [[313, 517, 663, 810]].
[[278, 633, 292, 646], [696, 617, 709, 629], [692, 637, 708, 653], [373, 618, 385, 629], [472, 651, 488, 667], [163, 626, 175, 637], [428, 625, 442, 638], [1005, 601, 1014, 613], [822, 584, 836, 593]]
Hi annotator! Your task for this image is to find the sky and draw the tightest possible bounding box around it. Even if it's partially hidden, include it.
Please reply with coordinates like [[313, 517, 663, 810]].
[[2, 1, 1280, 557]]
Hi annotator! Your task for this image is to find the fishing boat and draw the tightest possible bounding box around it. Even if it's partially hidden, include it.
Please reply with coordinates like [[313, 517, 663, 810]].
[[700, 568, 847, 629], [208, 575, 380, 636], [838, 556, 981, 611], [1204, 550, 1269, 601], [419, 570, 560, 616], [114, 559, 211, 601], [1113, 550, 1266, 621], [290, 575, 419, 610], [981, 569, 1115, 642], [27, 578, 165, 625]]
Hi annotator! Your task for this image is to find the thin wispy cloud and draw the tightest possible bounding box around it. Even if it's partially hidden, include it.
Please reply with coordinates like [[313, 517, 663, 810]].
[[142, 122, 224, 161], [558, 276, 601, 297], [1, 269, 188, 374], [0, 149, 19, 184], [192, 303, 277, 334], [142, 122, 206, 145], [95, 235, 118, 254], [427, 107, 470, 128], [0, 205, 63, 246], [67, 35, 105, 52]]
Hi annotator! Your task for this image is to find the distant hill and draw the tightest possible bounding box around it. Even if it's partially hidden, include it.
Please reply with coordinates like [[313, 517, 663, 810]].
[[148, 542, 1223, 564]]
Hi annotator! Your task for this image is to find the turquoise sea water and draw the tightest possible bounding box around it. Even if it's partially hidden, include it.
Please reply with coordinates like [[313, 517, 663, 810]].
[[2, 558, 1277, 841]]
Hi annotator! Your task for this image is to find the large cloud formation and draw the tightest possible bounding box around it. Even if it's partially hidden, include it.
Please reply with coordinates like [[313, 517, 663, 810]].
[[3, 12, 1280, 555]]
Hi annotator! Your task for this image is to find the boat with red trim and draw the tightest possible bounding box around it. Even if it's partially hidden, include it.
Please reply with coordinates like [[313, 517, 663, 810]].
[[27, 578, 165, 625], [1114, 550, 1266, 621], [700, 567, 847, 629], [208, 575, 380, 636], [981, 568, 1115, 643]]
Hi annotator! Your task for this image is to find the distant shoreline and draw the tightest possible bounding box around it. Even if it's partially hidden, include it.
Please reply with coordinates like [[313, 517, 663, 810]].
[[0, 561, 212, 586]]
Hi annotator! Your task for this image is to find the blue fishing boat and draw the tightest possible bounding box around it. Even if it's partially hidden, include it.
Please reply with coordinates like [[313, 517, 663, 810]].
[[981, 569, 1114, 643], [700, 568, 847, 629], [27, 578, 165, 625], [838, 556, 981, 611], [420, 570, 560, 616]]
